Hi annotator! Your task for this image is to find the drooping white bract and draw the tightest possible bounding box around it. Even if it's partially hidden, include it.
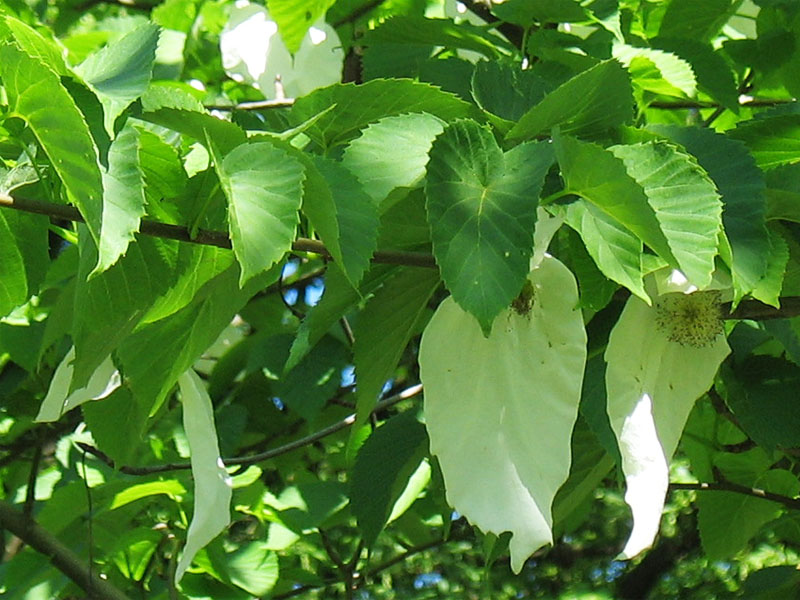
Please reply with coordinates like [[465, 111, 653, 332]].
[[419, 214, 586, 572], [605, 269, 731, 558]]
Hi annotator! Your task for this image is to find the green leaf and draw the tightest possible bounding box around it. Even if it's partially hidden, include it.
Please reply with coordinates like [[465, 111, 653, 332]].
[[118, 262, 280, 408], [353, 267, 440, 426], [741, 566, 800, 599], [426, 121, 553, 334], [3, 15, 68, 76], [0, 42, 104, 243], [72, 234, 176, 391], [751, 226, 788, 308], [697, 469, 800, 560], [93, 121, 147, 275], [728, 115, 800, 170], [266, 0, 335, 55], [609, 141, 722, 289], [650, 125, 770, 297], [419, 255, 586, 573], [341, 113, 446, 206], [208, 541, 278, 596], [506, 60, 633, 142], [0, 209, 48, 317], [471, 60, 547, 124], [82, 387, 151, 467], [612, 44, 696, 98], [308, 156, 379, 286], [658, 0, 738, 42], [74, 23, 159, 134], [562, 200, 647, 302], [210, 140, 304, 285], [289, 79, 477, 149], [554, 135, 674, 278], [492, 0, 588, 25], [350, 412, 428, 546], [360, 16, 508, 58], [724, 357, 800, 451], [175, 369, 232, 584]]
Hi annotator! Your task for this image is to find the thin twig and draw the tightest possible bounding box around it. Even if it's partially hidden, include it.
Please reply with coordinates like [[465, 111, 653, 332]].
[[23, 440, 43, 519], [0, 193, 437, 269], [0, 500, 132, 600], [83, 384, 422, 476], [669, 481, 800, 511]]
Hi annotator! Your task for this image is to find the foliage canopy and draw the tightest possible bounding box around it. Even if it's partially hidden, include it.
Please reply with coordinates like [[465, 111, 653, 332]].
[[2, 0, 800, 598]]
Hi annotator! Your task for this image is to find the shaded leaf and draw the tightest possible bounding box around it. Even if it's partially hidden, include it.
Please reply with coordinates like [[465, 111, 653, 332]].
[[267, 0, 335, 55]]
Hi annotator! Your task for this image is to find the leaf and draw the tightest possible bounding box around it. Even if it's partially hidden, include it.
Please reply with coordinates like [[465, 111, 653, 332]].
[[353, 267, 440, 426], [266, 0, 335, 55], [341, 113, 446, 205], [562, 200, 647, 302], [728, 115, 800, 170], [609, 141, 722, 289], [658, 0, 738, 42], [0, 42, 104, 243], [471, 60, 548, 124], [650, 125, 770, 297], [210, 140, 305, 285], [492, 0, 588, 25], [0, 209, 48, 317], [605, 280, 731, 558], [3, 15, 68, 76], [118, 262, 280, 408], [308, 156, 379, 286], [74, 23, 159, 134], [612, 44, 696, 98], [506, 60, 633, 142], [72, 234, 176, 391], [554, 135, 673, 278], [210, 541, 278, 596], [92, 121, 147, 275], [697, 469, 800, 560], [425, 121, 553, 334], [360, 16, 508, 58], [175, 369, 233, 584], [289, 79, 477, 149], [82, 386, 151, 467], [36, 347, 120, 422], [751, 226, 788, 307], [419, 255, 586, 573], [350, 412, 428, 546]]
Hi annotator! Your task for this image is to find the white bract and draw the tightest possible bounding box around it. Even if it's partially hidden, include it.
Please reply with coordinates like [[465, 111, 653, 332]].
[[605, 269, 731, 558], [175, 369, 233, 584], [419, 211, 586, 572], [220, 2, 344, 100]]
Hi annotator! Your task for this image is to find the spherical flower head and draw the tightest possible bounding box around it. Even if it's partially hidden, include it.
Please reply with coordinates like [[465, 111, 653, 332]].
[[653, 290, 724, 348]]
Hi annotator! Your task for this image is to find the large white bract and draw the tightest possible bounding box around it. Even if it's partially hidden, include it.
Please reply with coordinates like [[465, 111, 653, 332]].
[[605, 270, 731, 558], [419, 253, 586, 573]]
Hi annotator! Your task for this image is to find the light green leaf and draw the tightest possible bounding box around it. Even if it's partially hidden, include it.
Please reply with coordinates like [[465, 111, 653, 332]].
[[426, 121, 552, 334], [697, 469, 800, 560], [563, 200, 647, 302], [350, 412, 428, 546], [353, 267, 440, 427], [215, 542, 278, 596], [650, 125, 770, 298], [419, 255, 586, 573], [266, 0, 335, 55], [210, 140, 304, 285], [658, 0, 737, 42], [751, 226, 788, 308], [75, 23, 159, 135], [605, 275, 731, 558], [36, 347, 120, 423], [506, 60, 632, 142], [555, 134, 674, 275], [308, 156, 379, 286], [341, 113, 446, 205], [4, 15, 68, 76], [613, 44, 696, 98], [610, 141, 722, 289], [0, 42, 104, 242], [175, 369, 232, 584], [471, 60, 547, 124], [109, 479, 187, 510], [92, 121, 147, 275], [289, 78, 477, 149]]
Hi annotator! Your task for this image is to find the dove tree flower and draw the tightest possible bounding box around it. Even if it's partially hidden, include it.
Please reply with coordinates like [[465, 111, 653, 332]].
[[605, 269, 731, 558]]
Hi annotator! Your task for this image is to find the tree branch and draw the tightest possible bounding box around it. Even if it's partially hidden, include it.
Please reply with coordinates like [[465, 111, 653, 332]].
[[669, 481, 800, 511], [83, 384, 422, 476], [0, 500, 132, 600], [0, 193, 436, 269]]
